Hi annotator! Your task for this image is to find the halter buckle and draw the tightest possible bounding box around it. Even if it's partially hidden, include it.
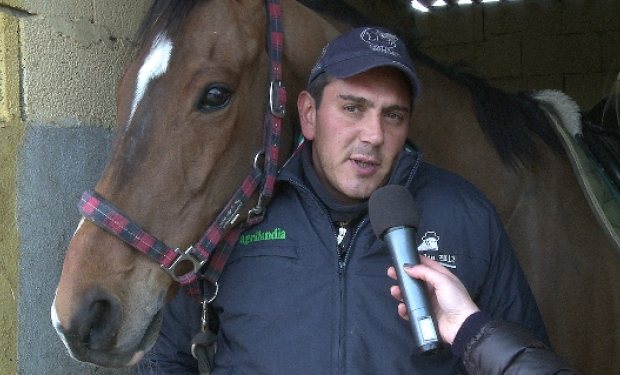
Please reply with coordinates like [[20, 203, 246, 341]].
[[269, 80, 286, 118], [161, 246, 207, 282]]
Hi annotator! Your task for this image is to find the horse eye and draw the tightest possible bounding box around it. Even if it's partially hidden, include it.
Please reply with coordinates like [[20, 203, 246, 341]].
[[197, 84, 233, 112]]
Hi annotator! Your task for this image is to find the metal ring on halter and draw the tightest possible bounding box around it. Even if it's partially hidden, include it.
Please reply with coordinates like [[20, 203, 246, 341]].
[[161, 246, 208, 283], [205, 281, 219, 304], [253, 151, 265, 171], [248, 195, 265, 220], [269, 80, 286, 118]]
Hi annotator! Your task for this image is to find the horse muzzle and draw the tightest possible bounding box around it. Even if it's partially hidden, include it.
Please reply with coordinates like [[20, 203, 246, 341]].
[[51, 288, 163, 367]]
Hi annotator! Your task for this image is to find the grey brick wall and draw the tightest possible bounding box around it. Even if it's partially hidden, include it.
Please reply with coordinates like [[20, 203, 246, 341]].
[[346, 0, 620, 110]]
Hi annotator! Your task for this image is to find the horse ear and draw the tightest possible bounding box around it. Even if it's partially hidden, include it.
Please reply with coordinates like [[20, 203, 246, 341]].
[[298, 90, 317, 140]]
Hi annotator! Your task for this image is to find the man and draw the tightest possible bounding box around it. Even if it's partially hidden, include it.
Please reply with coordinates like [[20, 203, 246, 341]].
[[139, 26, 547, 374]]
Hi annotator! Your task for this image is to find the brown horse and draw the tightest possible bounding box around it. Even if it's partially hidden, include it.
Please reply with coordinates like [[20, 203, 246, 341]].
[[51, 0, 619, 373]]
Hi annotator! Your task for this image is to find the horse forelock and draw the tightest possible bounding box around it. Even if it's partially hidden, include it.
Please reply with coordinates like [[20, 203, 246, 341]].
[[296, 0, 369, 27], [137, 0, 366, 40], [138, 0, 369, 41], [137, 0, 202, 44]]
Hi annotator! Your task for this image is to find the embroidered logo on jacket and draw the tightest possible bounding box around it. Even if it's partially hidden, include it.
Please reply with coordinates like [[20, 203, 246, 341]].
[[239, 227, 286, 245], [417, 231, 440, 251], [417, 231, 457, 269]]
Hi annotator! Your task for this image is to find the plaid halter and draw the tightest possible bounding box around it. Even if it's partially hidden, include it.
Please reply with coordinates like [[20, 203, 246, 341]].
[[78, 0, 285, 300]]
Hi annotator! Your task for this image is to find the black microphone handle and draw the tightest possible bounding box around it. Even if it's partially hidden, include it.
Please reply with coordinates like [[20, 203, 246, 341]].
[[383, 226, 440, 354]]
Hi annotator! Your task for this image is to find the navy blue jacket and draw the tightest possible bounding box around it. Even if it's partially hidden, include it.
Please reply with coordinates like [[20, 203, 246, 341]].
[[139, 144, 547, 374]]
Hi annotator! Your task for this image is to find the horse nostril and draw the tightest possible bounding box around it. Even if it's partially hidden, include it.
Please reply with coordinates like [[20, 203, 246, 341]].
[[73, 289, 121, 351]]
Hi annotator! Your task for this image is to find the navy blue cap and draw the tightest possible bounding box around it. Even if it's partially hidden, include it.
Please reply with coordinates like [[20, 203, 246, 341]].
[[308, 27, 421, 98]]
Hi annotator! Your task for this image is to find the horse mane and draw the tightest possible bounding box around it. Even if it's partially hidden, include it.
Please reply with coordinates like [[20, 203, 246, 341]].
[[422, 52, 565, 168], [135, 0, 564, 168]]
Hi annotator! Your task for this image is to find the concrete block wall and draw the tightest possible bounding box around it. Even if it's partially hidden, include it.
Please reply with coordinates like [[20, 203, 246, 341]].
[[0, 0, 151, 374], [346, 0, 620, 110], [0, 9, 22, 375], [412, 0, 620, 110]]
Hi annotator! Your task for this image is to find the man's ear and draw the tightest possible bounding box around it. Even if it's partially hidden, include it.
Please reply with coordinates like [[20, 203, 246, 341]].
[[297, 91, 316, 140]]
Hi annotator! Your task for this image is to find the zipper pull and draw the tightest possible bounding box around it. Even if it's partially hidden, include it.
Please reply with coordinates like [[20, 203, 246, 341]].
[[336, 226, 347, 246]]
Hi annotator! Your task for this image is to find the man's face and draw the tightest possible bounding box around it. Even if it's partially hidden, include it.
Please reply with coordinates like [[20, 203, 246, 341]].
[[298, 67, 412, 203]]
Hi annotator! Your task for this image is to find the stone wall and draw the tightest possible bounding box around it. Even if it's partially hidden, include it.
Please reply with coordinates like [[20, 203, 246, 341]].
[[0, 0, 151, 374], [347, 0, 620, 109], [0, 9, 21, 375]]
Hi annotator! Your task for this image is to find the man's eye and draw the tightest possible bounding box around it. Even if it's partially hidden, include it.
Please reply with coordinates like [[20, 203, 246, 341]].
[[343, 105, 358, 113], [385, 112, 404, 121]]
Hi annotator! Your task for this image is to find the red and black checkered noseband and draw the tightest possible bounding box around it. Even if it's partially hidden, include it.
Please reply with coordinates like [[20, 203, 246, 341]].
[[79, 190, 206, 286]]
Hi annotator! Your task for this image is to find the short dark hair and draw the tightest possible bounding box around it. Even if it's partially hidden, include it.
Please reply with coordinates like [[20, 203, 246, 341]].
[[307, 72, 331, 109], [307, 69, 415, 110]]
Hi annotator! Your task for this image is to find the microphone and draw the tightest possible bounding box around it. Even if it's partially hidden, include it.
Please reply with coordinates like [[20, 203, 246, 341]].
[[369, 185, 440, 354]]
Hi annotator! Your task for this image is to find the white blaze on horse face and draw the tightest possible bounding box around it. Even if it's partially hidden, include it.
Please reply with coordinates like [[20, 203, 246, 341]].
[[128, 32, 173, 127], [51, 292, 76, 359], [73, 217, 85, 237]]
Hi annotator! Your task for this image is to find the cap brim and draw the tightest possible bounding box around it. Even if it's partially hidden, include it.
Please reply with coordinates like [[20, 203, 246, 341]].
[[323, 57, 421, 98]]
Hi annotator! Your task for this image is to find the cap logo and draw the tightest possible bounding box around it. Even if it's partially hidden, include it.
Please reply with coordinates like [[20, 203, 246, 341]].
[[310, 45, 328, 76], [360, 28, 401, 58]]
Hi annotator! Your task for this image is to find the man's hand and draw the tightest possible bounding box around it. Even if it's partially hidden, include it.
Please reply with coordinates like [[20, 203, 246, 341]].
[[388, 256, 479, 344]]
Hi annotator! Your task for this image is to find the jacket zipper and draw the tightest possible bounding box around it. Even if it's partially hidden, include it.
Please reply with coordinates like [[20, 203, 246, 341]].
[[336, 219, 366, 375], [283, 178, 341, 264], [284, 178, 363, 374], [338, 220, 365, 271]]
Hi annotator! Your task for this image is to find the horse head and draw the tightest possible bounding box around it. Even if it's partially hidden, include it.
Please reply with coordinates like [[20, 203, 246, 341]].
[[51, 0, 341, 367]]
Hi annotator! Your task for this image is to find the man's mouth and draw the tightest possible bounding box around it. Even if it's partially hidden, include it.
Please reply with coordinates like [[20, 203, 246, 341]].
[[350, 156, 381, 175], [352, 155, 379, 166], [354, 160, 375, 168]]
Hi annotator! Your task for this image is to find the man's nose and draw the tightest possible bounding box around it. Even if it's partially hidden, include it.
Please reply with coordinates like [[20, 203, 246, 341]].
[[360, 115, 384, 145]]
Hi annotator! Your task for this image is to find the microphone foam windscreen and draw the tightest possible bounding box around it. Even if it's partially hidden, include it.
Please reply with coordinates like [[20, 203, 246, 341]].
[[369, 185, 420, 238]]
